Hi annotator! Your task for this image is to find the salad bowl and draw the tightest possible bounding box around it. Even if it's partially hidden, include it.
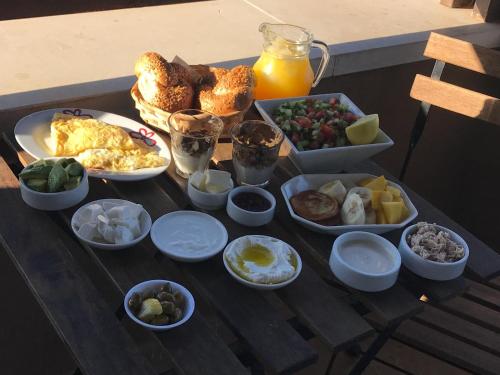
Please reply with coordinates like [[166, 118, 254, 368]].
[[255, 93, 394, 173]]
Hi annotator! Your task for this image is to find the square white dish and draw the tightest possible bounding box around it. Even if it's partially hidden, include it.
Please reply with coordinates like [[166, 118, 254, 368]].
[[255, 93, 394, 173], [281, 173, 418, 235]]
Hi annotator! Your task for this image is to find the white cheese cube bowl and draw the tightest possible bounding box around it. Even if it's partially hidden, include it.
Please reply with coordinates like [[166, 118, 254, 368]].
[[19, 159, 89, 211], [124, 279, 195, 331], [330, 231, 401, 292], [281, 174, 418, 235], [255, 93, 394, 173], [71, 199, 152, 250], [222, 235, 302, 290], [399, 224, 469, 281]]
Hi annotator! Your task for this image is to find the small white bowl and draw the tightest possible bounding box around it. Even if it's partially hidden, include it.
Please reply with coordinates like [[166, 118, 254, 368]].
[[71, 199, 152, 250], [226, 186, 276, 227], [187, 170, 234, 210], [399, 224, 469, 281], [124, 279, 195, 331], [19, 160, 89, 211], [330, 231, 401, 292], [222, 235, 302, 290]]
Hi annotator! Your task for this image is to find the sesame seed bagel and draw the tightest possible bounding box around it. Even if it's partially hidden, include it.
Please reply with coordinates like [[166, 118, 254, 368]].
[[134, 52, 191, 87], [197, 65, 255, 114], [138, 76, 194, 113]]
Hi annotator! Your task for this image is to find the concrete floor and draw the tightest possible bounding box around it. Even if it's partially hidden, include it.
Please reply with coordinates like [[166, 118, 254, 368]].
[[0, 0, 481, 106]]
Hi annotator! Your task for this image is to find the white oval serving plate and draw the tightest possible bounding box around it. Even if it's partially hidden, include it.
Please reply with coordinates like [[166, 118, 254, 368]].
[[281, 173, 418, 235], [14, 108, 171, 181]]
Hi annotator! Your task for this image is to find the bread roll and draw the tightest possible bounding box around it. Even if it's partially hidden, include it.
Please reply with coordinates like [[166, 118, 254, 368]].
[[197, 65, 255, 114], [135, 52, 194, 112]]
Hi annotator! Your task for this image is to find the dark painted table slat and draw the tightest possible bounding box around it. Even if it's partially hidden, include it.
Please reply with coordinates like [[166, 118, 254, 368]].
[[0, 156, 155, 375]]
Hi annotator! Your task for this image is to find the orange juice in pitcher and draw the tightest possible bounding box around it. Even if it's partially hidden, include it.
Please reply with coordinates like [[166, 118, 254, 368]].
[[253, 23, 330, 100]]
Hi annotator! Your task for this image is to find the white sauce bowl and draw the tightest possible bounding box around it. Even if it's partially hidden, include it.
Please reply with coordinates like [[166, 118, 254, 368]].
[[399, 224, 469, 281], [330, 231, 401, 292]]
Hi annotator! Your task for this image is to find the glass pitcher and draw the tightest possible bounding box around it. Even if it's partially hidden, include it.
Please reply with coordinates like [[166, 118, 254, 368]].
[[253, 23, 330, 100]]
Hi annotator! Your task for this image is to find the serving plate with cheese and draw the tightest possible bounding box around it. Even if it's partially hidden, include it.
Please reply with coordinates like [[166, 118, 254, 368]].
[[281, 173, 418, 235], [14, 108, 171, 181]]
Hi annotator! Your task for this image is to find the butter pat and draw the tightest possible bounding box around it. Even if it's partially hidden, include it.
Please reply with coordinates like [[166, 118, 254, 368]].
[[190, 170, 232, 193]]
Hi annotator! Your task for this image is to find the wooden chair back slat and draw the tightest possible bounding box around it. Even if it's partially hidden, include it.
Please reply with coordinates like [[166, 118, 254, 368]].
[[410, 74, 500, 126], [424, 32, 500, 79]]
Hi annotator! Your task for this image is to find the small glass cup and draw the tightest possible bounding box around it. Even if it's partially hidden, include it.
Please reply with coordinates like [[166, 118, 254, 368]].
[[231, 120, 284, 187], [168, 109, 223, 178]]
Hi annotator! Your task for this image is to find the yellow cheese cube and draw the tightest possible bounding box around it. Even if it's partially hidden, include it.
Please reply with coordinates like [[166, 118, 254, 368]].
[[371, 190, 393, 210], [393, 196, 403, 203], [376, 209, 387, 224], [400, 201, 410, 220], [381, 201, 404, 224], [358, 177, 374, 187], [386, 185, 401, 198], [364, 175, 387, 191]]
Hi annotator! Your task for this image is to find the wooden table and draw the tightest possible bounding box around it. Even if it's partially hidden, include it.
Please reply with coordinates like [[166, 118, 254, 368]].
[[0, 90, 499, 375]]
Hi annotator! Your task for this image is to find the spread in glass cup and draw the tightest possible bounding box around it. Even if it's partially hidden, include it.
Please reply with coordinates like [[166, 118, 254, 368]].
[[231, 120, 283, 186], [168, 109, 223, 178]]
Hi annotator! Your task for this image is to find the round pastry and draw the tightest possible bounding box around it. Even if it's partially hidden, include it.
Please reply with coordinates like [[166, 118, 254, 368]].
[[138, 77, 194, 113], [134, 52, 194, 112], [198, 65, 255, 115], [290, 190, 339, 222], [134, 52, 191, 87]]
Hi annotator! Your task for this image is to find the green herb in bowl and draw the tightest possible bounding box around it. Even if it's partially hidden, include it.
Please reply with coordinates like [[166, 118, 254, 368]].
[[19, 158, 85, 193]]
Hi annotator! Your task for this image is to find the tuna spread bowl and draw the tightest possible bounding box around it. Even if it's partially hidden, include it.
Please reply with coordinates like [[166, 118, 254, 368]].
[[399, 222, 468, 281], [223, 235, 302, 290], [330, 231, 401, 292]]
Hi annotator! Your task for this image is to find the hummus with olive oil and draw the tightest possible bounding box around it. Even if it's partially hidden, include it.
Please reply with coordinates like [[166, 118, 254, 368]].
[[225, 235, 296, 284]]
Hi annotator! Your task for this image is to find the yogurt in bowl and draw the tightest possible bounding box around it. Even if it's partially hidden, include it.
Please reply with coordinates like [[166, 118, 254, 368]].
[[330, 231, 401, 292], [223, 235, 302, 290], [150, 211, 228, 262]]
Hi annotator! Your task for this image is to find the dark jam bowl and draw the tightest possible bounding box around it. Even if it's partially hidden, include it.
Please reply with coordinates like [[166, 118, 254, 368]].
[[226, 186, 276, 227]]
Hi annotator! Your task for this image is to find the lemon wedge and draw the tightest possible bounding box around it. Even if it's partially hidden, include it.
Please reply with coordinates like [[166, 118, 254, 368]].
[[346, 114, 379, 145]]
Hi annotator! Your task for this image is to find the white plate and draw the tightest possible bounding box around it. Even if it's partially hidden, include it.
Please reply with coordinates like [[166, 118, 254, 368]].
[[150, 211, 228, 262], [281, 174, 418, 235], [255, 93, 394, 173], [14, 108, 171, 181], [222, 235, 302, 290]]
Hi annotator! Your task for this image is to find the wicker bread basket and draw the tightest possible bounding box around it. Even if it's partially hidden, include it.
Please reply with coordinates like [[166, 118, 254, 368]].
[[131, 82, 251, 138]]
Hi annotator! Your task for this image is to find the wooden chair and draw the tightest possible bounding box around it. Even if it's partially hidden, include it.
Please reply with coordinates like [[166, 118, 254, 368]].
[[400, 32, 500, 180]]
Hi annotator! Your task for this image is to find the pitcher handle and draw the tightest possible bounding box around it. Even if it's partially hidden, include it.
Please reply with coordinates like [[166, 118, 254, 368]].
[[311, 40, 331, 88]]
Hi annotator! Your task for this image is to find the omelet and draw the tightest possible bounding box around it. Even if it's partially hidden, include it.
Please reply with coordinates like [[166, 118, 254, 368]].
[[50, 113, 167, 171], [51, 113, 138, 156], [77, 148, 166, 171]]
